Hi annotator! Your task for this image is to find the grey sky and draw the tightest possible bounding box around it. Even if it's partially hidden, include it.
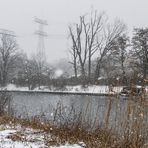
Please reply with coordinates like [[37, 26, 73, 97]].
[[0, 0, 148, 63]]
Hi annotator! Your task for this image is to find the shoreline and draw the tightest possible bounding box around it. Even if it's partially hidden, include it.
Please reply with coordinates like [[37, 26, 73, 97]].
[[0, 89, 118, 96]]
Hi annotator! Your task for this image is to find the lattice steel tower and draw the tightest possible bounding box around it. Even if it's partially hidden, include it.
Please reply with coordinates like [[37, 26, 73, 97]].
[[34, 18, 48, 62]]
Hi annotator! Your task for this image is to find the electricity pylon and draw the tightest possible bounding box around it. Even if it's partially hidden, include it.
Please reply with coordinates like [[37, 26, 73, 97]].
[[34, 18, 48, 89], [34, 17, 48, 62]]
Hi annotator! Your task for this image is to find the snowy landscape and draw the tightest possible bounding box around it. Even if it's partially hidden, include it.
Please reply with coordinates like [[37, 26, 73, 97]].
[[0, 0, 148, 147]]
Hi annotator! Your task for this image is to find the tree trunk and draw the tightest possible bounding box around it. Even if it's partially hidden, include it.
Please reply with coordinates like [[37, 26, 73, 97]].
[[88, 50, 91, 83], [94, 62, 101, 82], [74, 58, 77, 78], [81, 65, 86, 86], [1, 70, 7, 87]]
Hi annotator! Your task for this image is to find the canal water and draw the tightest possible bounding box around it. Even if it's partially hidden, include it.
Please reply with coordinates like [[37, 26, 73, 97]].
[[7, 92, 132, 127], [0, 90, 147, 138]]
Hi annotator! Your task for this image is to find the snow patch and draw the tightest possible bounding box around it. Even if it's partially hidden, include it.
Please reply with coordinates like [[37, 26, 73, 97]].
[[51, 143, 82, 148], [0, 126, 83, 148]]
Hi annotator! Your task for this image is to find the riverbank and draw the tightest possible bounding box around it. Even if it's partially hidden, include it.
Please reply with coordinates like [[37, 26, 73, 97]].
[[1, 84, 148, 97], [0, 116, 83, 148], [0, 84, 123, 94], [0, 112, 148, 148]]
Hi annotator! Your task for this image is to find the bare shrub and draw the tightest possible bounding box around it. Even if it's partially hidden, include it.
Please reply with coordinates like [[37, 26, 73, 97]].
[[0, 91, 12, 115]]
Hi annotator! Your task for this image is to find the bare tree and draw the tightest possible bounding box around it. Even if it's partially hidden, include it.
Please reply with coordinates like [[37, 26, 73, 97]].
[[68, 43, 78, 78], [0, 34, 18, 86], [69, 11, 104, 84], [22, 57, 37, 90], [87, 11, 104, 82], [69, 17, 87, 83], [15, 54, 54, 90], [94, 20, 126, 81]]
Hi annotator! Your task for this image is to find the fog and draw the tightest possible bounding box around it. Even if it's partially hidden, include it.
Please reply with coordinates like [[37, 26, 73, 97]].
[[0, 0, 148, 63]]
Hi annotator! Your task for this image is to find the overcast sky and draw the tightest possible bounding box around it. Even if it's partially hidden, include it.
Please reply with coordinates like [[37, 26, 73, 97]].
[[0, 0, 148, 63]]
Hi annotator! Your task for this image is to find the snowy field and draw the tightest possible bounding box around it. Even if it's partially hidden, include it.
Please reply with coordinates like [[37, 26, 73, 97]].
[[0, 125, 82, 148]]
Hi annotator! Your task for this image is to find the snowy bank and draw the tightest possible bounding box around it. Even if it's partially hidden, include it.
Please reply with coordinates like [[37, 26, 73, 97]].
[[1, 84, 123, 94], [0, 125, 83, 148], [1, 84, 148, 95]]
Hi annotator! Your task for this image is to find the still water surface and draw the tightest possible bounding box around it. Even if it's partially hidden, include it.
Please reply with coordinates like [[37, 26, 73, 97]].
[[10, 92, 131, 126]]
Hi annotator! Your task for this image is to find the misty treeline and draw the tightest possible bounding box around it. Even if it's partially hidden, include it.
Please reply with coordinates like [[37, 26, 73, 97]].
[[0, 10, 147, 89], [68, 10, 148, 86]]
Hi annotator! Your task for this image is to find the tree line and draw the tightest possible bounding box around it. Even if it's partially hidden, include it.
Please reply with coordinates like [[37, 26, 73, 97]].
[[0, 10, 147, 89], [69, 11, 148, 86]]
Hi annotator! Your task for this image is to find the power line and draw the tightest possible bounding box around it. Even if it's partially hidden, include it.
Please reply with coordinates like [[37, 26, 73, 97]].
[[0, 29, 16, 37]]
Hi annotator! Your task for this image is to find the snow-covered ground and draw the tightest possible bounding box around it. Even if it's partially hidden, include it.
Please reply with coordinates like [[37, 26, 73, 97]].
[[1, 84, 123, 94], [1, 84, 148, 95], [0, 125, 82, 148], [65, 85, 123, 94], [1, 84, 29, 91]]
